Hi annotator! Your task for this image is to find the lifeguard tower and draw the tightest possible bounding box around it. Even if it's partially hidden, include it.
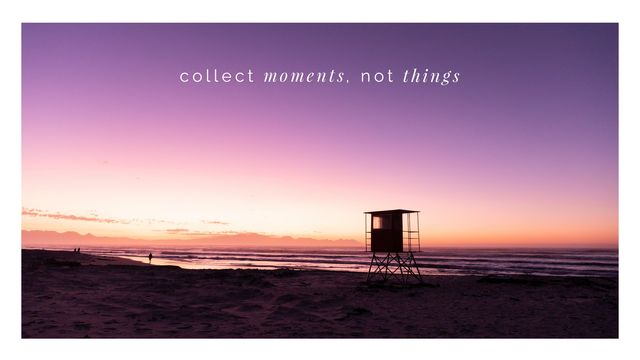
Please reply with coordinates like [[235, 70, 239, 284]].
[[364, 209, 423, 284]]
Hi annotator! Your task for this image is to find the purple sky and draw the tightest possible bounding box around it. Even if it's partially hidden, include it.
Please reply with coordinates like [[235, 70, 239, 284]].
[[22, 24, 618, 246]]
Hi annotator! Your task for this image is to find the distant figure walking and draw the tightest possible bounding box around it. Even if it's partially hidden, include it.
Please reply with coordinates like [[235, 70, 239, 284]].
[[148, 253, 153, 264]]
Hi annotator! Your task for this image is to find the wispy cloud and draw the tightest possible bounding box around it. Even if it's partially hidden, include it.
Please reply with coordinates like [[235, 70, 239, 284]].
[[22, 207, 186, 226], [23, 208, 234, 236], [22, 208, 128, 224], [164, 228, 190, 234], [201, 220, 229, 226]]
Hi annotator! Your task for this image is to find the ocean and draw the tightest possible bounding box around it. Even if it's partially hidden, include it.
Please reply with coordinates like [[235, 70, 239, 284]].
[[35, 246, 618, 277]]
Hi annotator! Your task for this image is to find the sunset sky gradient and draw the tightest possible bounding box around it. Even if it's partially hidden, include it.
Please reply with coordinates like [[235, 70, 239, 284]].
[[22, 24, 618, 247]]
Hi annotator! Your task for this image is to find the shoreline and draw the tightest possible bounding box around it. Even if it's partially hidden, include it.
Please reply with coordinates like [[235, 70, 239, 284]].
[[22, 249, 618, 338], [21, 246, 619, 277]]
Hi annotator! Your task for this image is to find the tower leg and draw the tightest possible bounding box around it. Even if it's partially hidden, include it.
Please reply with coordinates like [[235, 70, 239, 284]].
[[407, 251, 423, 283], [366, 253, 376, 283], [396, 252, 405, 284]]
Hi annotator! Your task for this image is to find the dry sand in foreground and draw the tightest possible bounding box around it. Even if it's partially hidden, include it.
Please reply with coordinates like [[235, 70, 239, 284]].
[[22, 250, 618, 338]]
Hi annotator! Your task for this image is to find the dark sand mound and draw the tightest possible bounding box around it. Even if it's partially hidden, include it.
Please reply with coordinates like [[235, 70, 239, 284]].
[[22, 250, 618, 338]]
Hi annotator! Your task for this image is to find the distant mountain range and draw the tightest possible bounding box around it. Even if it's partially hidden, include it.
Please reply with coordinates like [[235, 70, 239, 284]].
[[21, 230, 362, 249]]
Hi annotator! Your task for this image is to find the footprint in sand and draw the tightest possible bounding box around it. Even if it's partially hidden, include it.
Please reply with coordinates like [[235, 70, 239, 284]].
[[275, 294, 299, 304], [73, 322, 91, 330], [336, 306, 372, 321], [237, 304, 263, 312]]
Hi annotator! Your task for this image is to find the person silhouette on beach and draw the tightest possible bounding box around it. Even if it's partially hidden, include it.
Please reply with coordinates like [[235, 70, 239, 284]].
[[148, 253, 153, 264]]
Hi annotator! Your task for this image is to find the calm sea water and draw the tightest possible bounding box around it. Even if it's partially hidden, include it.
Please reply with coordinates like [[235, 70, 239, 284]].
[[37, 246, 618, 277]]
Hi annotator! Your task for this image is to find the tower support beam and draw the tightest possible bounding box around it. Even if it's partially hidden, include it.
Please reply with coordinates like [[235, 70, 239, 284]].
[[366, 251, 423, 285]]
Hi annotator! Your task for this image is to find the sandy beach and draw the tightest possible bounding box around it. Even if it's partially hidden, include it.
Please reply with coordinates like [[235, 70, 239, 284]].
[[22, 249, 618, 338]]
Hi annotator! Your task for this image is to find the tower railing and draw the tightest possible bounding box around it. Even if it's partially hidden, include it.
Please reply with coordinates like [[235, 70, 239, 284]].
[[402, 212, 420, 252], [365, 213, 372, 251]]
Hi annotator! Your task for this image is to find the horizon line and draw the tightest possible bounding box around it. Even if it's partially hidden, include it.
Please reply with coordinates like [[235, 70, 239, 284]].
[[21, 229, 619, 250]]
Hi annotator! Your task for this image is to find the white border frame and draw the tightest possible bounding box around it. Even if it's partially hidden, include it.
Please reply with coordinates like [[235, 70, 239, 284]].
[[2, 1, 638, 359]]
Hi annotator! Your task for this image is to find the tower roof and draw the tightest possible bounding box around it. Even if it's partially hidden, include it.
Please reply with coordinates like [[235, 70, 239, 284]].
[[364, 209, 419, 215]]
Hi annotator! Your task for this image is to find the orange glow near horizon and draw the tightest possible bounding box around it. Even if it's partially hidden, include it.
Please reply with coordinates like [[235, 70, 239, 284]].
[[21, 155, 618, 248], [21, 201, 618, 248]]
